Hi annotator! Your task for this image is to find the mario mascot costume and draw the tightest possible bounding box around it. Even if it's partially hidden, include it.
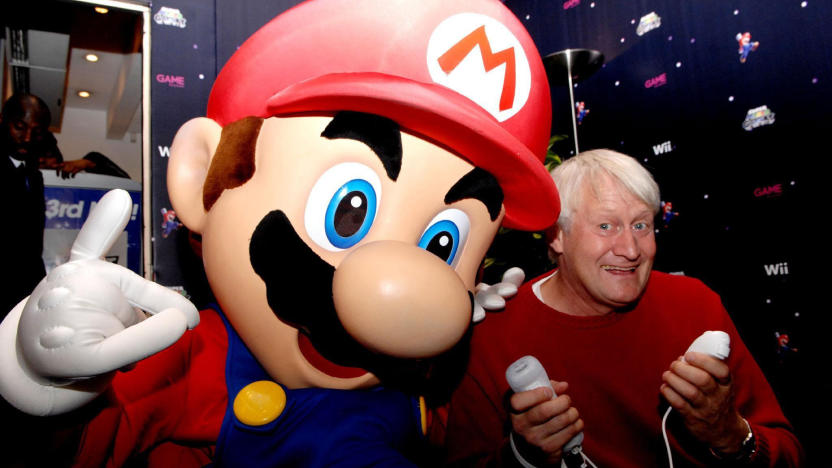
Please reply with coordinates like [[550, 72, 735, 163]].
[[0, 0, 559, 466]]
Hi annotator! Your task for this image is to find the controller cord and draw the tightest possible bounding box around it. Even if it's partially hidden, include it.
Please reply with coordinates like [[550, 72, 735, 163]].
[[661, 406, 675, 468], [510, 434, 598, 468], [562, 446, 598, 468]]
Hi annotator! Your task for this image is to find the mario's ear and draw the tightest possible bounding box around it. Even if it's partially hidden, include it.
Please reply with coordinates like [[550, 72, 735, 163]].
[[167, 117, 222, 234]]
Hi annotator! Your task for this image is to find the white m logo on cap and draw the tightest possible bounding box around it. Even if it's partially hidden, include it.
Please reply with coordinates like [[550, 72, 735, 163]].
[[427, 13, 531, 122]]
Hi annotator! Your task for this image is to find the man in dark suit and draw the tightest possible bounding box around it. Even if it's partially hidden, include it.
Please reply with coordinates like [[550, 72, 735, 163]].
[[0, 93, 52, 317]]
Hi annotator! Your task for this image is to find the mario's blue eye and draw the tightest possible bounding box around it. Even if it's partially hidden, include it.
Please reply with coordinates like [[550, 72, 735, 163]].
[[325, 180, 376, 248], [418, 209, 470, 267], [305, 162, 382, 251]]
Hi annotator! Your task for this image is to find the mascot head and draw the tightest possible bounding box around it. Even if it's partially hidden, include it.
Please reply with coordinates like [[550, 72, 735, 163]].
[[167, 0, 559, 391]]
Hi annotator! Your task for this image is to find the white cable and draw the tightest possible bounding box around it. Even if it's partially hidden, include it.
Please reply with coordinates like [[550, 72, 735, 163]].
[[580, 450, 599, 468], [564, 446, 597, 468], [510, 433, 599, 468], [509, 433, 541, 468], [662, 406, 675, 468]]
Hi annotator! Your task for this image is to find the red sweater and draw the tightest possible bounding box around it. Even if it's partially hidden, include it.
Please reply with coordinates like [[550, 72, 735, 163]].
[[435, 271, 803, 467]]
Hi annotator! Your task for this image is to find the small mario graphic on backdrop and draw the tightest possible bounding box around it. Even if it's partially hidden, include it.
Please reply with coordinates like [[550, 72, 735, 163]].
[[576, 101, 589, 124], [160, 207, 182, 238], [661, 200, 678, 228], [775, 331, 798, 364], [736, 32, 759, 63]]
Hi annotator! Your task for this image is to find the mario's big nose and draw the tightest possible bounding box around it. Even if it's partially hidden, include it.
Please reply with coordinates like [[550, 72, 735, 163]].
[[332, 241, 471, 359]]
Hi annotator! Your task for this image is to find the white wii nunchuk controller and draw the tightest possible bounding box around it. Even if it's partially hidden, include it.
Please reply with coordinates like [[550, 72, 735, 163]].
[[663, 330, 732, 468], [506, 356, 585, 453], [685, 330, 731, 360]]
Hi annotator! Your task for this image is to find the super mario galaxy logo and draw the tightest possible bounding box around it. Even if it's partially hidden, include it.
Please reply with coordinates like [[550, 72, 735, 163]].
[[637, 12, 661, 36], [742, 105, 775, 131], [154, 7, 187, 29]]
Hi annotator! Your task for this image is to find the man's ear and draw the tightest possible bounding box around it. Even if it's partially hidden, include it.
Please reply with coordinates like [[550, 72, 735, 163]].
[[167, 117, 222, 233], [549, 225, 565, 257]]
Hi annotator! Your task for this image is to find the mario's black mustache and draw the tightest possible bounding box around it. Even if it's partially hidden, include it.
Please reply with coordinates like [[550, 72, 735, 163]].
[[248, 209, 472, 392], [249, 209, 365, 368]]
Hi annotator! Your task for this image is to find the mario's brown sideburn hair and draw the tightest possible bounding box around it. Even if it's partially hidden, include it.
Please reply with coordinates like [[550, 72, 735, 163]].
[[203, 116, 264, 211]]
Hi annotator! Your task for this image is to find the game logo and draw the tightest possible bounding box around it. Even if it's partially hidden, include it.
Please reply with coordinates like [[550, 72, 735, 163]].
[[645, 72, 667, 88], [753, 183, 783, 198], [156, 74, 185, 88]]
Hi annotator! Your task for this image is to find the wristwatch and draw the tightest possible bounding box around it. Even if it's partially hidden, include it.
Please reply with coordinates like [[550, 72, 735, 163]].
[[710, 418, 757, 463]]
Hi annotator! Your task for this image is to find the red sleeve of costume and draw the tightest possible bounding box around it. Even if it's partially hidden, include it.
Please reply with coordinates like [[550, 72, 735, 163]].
[[72, 308, 229, 468]]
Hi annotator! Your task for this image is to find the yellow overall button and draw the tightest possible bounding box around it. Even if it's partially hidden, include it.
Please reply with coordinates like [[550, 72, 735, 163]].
[[233, 380, 287, 426], [419, 395, 428, 436]]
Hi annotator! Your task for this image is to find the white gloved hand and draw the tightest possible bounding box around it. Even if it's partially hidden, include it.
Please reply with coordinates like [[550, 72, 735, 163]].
[[0, 189, 199, 416], [472, 267, 525, 322]]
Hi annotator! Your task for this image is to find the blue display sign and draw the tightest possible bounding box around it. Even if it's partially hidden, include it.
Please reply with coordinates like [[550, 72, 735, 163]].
[[42, 172, 142, 275]]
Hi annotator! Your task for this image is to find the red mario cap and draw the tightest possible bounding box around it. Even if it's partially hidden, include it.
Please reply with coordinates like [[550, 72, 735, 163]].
[[207, 0, 559, 230]]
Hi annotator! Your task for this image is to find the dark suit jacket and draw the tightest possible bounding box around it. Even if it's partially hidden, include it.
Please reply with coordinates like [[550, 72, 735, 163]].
[[0, 151, 46, 316]]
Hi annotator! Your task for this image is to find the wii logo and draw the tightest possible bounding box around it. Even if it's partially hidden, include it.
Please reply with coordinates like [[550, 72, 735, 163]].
[[652, 140, 673, 155], [764, 262, 789, 276]]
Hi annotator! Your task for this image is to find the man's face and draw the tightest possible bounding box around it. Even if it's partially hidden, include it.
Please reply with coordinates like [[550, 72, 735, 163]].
[[552, 174, 656, 314], [4, 107, 48, 160]]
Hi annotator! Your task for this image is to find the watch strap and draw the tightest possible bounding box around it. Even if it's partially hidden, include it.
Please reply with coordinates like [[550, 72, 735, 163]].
[[710, 418, 757, 463]]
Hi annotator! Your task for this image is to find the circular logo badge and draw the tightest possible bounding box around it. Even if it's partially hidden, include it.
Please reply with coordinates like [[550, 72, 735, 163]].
[[427, 13, 531, 122]]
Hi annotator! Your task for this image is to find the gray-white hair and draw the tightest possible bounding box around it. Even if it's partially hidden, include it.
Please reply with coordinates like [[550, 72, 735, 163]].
[[551, 149, 660, 231]]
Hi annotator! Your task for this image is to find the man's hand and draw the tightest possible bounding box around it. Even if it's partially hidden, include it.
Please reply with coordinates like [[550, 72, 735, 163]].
[[509, 381, 584, 466], [57, 158, 95, 178], [660, 352, 747, 455], [0, 189, 199, 415]]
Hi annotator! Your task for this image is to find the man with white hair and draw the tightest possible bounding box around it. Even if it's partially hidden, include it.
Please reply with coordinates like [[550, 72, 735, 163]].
[[438, 149, 803, 467]]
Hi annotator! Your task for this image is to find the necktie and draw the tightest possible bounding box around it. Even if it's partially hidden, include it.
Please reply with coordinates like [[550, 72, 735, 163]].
[[18, 163, 31, 192]]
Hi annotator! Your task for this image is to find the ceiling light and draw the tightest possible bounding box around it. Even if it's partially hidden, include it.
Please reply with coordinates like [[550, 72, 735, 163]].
[[85, 53, 99, 63], [78, 90, 91, 98], [94, 7, 109, 14]]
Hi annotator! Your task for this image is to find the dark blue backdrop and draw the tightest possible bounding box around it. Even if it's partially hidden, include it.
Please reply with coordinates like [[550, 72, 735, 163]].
[[148, 1, 825, 464], [503, 1, 825, 463]]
